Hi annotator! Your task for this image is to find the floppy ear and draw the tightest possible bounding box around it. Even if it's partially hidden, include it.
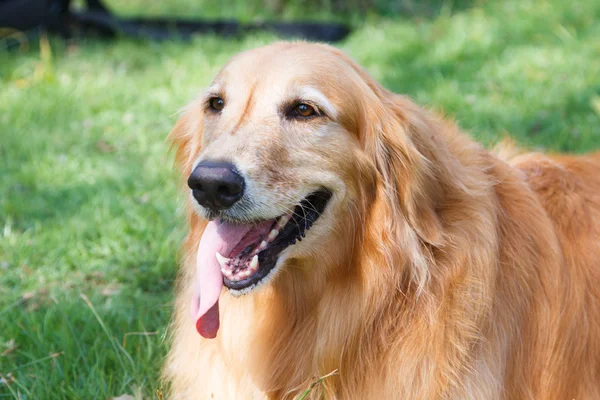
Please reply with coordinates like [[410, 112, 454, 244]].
[[361, 88, 444, 247], [324, 47, 444, 246], [168, 102, 204, 178], [168, 103, 209, 256]]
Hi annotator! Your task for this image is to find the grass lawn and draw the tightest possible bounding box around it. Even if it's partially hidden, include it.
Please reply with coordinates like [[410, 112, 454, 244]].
[[1, 0, 599, 398]]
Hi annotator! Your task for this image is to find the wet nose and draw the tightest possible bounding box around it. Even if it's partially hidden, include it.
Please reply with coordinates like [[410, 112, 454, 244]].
[[187, 161, 245, 211]]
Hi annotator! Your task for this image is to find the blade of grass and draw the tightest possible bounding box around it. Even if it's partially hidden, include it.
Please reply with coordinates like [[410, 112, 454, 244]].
[[0, 298, 25, 319], [80, 293, 135, 373], [0, 374, 19, 400], [51, 295, 91, 375], [5, 352, 63, 373], [122, 331, 158, 348], [296, 369, 338, 400]]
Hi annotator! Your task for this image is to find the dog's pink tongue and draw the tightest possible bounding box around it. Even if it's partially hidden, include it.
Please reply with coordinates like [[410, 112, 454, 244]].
[[191, 220, 257, 338]]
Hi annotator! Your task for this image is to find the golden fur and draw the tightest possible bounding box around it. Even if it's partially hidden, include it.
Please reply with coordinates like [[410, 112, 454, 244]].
[[163, 42, 600, 399]]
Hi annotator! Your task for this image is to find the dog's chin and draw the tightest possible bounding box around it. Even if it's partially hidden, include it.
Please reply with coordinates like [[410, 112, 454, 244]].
[[201, 188, 333, 296]]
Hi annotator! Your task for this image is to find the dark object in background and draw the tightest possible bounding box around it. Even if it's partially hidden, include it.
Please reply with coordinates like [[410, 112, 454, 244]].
[[0, 0, 351, 42]]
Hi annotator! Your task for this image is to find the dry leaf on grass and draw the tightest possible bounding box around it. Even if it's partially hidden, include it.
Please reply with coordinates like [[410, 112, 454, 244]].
[[1, 339, 18, 357], [96, 139, 115, 153]]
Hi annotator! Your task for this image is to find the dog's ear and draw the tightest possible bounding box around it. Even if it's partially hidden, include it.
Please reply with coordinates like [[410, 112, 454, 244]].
[[325, 48, 444, 246], [168, 102, 204, 178], [169, 102, 208, 243], [361, 88, 444, 247]]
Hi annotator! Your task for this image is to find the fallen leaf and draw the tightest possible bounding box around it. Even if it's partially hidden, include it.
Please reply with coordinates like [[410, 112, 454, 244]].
[[1, 339, 18, 357], [15, 79, 30, 88], [20, 264, 32, 276], [101, 285, 121, 296], [96, 140, 115, 153], [22, 292, 34, 301], [0, 372, 15, 385]]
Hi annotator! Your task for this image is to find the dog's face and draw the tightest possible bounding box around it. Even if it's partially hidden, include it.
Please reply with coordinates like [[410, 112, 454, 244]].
[[175, 43, 381, 299], [172, 42, 440, 337]]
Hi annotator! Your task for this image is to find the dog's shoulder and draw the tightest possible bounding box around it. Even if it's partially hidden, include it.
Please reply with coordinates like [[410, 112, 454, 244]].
[[505, 150, 600, 238]]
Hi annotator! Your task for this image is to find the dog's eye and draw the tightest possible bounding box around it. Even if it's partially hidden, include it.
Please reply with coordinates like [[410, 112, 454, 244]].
[[208, 97, 225, 112], [291, 103, 317, 118]]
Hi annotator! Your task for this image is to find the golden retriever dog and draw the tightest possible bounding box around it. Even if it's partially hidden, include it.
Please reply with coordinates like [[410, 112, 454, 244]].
[[163, 42, 600, 399]]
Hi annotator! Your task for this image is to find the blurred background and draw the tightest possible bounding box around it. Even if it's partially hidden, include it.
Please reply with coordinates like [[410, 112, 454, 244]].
[[1, 0, 599, 398]]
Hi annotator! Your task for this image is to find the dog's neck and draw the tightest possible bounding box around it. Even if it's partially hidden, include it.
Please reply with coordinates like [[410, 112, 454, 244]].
[[215, 193, 455, 398]]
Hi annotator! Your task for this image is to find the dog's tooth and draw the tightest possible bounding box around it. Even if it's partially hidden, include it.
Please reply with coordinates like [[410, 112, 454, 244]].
[[215, 252, 231, 268], [222, 268, 235, 280], [239, 269, 251, 278], [277, 214, 291, 228], [249, 255, 259, 271], [268, 229, 279, 241], [258, 240, 268, 251]]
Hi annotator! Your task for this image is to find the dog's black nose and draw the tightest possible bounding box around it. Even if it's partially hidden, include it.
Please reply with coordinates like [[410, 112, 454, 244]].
[[187, 161, 245, 211]]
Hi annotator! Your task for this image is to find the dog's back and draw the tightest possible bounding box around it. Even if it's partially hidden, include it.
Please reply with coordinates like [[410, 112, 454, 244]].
[[508, 151, 600, 399]]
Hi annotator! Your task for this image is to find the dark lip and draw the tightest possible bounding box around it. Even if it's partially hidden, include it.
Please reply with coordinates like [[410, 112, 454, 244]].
[[223, 188, 333, 291]]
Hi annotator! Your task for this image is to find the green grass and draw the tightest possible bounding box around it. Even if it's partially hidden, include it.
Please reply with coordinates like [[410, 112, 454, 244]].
[[1, 0, 599, 398]]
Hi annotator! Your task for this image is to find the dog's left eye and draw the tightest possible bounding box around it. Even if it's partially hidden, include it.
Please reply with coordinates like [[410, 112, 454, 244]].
[[208, 97, 225, 112], [289, 103, 318, 119]]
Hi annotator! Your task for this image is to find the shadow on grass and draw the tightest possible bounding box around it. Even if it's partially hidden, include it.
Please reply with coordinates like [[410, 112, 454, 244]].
[[370, 0, 477, 18]]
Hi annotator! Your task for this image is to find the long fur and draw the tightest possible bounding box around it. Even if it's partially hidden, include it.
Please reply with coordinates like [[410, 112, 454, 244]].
[[163, 42, 600, 399]]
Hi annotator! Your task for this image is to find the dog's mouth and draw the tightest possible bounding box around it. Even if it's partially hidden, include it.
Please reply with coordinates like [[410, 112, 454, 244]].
[[219, 188, 332, 292], [191, 188, 332, 338]]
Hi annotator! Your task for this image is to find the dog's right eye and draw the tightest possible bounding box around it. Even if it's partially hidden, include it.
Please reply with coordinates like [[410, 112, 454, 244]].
[[208, 97, 225, 112], [286, 102, 321, 120]]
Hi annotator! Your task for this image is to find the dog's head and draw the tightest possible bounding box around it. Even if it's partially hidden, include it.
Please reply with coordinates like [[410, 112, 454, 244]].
[[170, 42, 444, 338]]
